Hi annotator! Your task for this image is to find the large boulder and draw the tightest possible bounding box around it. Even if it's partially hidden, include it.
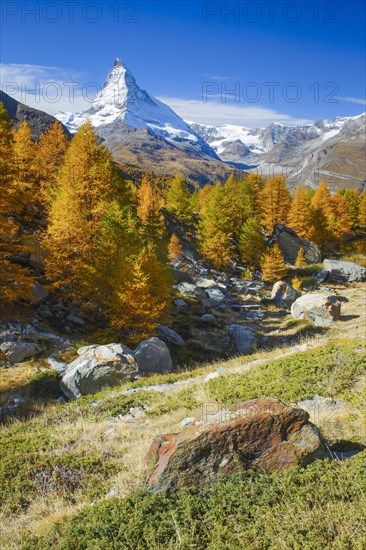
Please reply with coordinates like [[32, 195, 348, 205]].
[[0, 341, 42, 364], [134, 337, 173, 374], [270, 224, 321, 265], [147, 397, 324, 492], [323, 259, 366, 283], [228, 324, 256, 354], [271, 280, 301, 308], [156, 326, 186, 347], [60, 344, 138, 400], [291, 294, 341, 325]]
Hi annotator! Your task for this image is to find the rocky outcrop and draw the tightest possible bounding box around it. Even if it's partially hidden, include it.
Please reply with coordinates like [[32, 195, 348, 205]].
[[291, 294, 341, 325], [228, 324, 256, 354], [270, 225, 321, 265], [0, 342, 42, 364], [323, 259, 366, 283], [134, 337, 173, 374], [60, 344, 138, 400], [271, 281, 301, 308], [147, 397, 324, 492]]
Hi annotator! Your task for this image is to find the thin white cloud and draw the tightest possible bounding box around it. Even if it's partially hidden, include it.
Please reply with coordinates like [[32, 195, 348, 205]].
[[158, 96, 312, 127], [335, 96, 366, 106], [0, 63, 92, 114]]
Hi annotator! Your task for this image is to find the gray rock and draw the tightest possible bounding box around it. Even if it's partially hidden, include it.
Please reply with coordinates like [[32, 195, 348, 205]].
[[134, 337, 173, 374], [47, 356, 68, 376], [0, 341, 42, 364], [291, 294, 342, 325], [174, 299, 187, 308], [7, 393, 28, 406], [65, 313, 85, 326], [315, 269, 329, 283], [323, 259, 366, 283], [271, 280, 301, 308], [175, 282, 206, 299], [205, 287, 225, 303], [156, 326, 186, 347], [270, 224, 321, 265], [30, 282, 49, 304], [0, 330, 16, 343], [195, 277, 218, 289], [228, 325, 256, 354], [199, 314, 216, 323], [60, 343, 138, 400]]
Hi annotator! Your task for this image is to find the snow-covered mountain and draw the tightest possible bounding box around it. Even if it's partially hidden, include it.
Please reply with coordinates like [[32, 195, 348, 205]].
[[55, 59, 223, 180], [190, 114, 366, 191], [57, 59, 200, 143]]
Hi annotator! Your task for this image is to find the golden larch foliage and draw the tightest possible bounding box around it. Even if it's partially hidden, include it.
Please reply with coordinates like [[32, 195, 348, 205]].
[[168, 233, 183, 262], [294, 247, 306, 268], [287, 185, 311, 238], [261, 244, 288, 283], [259, 176, 292, 232]]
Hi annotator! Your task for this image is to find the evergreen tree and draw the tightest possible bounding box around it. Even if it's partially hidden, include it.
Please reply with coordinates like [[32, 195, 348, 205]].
[[44, 122, 129, 300], [259, 176, 292, 232], [261, 244, 288, 283], [340, 189, 360, 227], [239, 217, 266, 269], [36, 121, 69, 210], [0, 103, 33, 302], [110, 243, 171, 344], [137, 177, 165, 241], [309, 180, 332, 247], [168, 233, 183, 262], [328, 194, 352, 239], [359, 193, 366, 227], [198, 183, 235, 269], [287, 185, 311, 238], [166, 173, 193, 223], [13, 121, 37, 214], [295, 247, 306, 268]]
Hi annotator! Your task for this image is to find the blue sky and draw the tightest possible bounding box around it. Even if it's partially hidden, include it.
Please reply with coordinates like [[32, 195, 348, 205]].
[[1, 0, 365, 126]]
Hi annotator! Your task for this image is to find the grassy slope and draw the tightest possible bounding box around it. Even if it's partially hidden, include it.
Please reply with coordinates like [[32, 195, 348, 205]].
[[0, 338, 365, 548]]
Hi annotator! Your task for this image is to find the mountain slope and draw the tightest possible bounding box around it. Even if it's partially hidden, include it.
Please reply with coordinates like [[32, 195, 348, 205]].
[[56, 59, 232, 184], [0, 90, 71, 140], [191, 114, 366, 191]]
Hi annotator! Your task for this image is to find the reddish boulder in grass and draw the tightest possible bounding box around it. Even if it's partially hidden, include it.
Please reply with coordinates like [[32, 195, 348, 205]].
[[147, 397, 324, 492]]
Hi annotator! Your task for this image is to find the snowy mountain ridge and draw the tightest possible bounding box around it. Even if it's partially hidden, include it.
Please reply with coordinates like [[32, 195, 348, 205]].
[[56, 58, 199, 144]]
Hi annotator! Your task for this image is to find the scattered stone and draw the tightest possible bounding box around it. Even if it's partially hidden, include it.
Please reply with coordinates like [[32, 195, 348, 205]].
[[7, 393, 28, 406], [47, 356, 68, 376], [60, 344, 138, 400], [291, 294, 342, 325], [271, 280, 301, 308], [195, 278, 218, 289], [228, 325, 256, 354], [174, 299, 187, 308], [323, 259, 366, 283], [270, 224, 321, 264], [0, 331, 16, 343], [315, 269, 329, 283], [244, 311, 265, 319], [134, 337, 173, 374], [156, 325, 186, 347], [0, 341, 42, 364], [181, 417, 195, 429], [205, 287, 225, 304], [147, 397, 324, 492], [199, 314, 216, 323], [65, 313, 85, 326], [175, 282, 206, 299], [30, 282, 49, 304]]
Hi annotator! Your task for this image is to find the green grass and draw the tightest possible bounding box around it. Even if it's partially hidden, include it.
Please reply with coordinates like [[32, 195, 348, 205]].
[[24, 450, 366, 549], [146, 339, 366, 416]]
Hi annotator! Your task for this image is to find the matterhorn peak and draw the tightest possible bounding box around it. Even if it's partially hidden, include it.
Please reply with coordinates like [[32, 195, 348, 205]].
[[55, 58, 204, 146]]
